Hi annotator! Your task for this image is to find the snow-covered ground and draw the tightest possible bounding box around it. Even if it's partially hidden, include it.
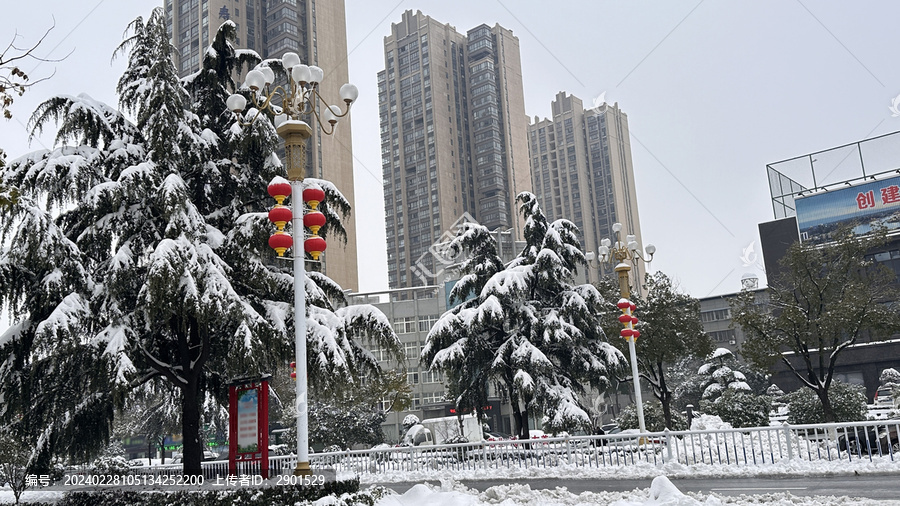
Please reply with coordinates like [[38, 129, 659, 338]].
[[358, 452, 900, 484], [3, 453, 898, 504], [361, 457, 900, 505], [373, 476, 900, 506]]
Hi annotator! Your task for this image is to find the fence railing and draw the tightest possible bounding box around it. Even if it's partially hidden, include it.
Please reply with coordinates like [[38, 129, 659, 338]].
[[125, 420, 900, 478]]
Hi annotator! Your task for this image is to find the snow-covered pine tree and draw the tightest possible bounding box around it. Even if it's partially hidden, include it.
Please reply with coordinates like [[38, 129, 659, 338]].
[[0, 10, 400, 475], [424, 192, 624, 439], [421, 222, 505, 419], [698, 348, 752, 401], [696, 348, 772, 428]]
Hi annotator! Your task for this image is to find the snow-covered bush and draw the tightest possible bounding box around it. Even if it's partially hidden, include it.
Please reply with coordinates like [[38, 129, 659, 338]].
[[786, 381, 867, 424], [90, 455, 130, 476], [58, 478, 368, 505], [616, 401, 686, 431], [879, 368, 900, 387], [401, 414, 420, 432], [689, 414, 733, 431], [766, 384, 786, 400], [701, 389, 772, 428], [308, 401, 386, 449]]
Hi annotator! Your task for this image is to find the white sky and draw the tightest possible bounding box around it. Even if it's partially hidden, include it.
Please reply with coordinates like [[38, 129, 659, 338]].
[[4, 1, 900, 309]]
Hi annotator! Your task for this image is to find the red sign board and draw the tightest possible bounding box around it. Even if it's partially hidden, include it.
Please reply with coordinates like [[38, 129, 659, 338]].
[[228, 377, 270, 478]]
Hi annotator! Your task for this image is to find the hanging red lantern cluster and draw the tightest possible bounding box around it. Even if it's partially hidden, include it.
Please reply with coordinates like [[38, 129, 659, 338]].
[[617, 298, 640, 341], [267, 178, 293, 257], [302, 187, 327, 261], [265, 179, 330, 261]]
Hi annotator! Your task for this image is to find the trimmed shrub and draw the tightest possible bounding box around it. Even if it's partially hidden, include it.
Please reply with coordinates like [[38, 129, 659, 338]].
[[786, 381, 867, 424], [701, 389, 772, 428], [57, 478, 368, 506], [616, 401, 686, 431]]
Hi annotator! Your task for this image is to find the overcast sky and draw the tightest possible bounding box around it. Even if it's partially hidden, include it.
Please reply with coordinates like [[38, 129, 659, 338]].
[[4, 1, 900, 307]]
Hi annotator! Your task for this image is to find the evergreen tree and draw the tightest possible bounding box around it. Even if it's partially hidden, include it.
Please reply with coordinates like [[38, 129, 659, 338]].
[[420, 222, 504, 419], [0, 11, 399, 474], [697, 348, 752, 401], [423, 192, 624, 438]]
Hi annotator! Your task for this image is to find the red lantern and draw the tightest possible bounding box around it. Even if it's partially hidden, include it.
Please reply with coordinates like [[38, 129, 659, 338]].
[[632, 330, 641, 340], [269, 232, 293, 257], [303, 187, 326, 210], [268, 181, 292, 205], [631, 316, 639, 325], [618, 314, 632, 324], [620, 328, 634, 338], [303, 211, 326, 235], [304, 236, 327, 261], [268, 205, 293, 231], [617, 300, 630, 310], [629, 302, 636, 312]]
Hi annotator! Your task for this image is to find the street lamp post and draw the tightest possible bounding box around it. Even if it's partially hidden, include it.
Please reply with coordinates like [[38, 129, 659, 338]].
[[597, 222, 655, 433], [226, 53, 358, 475]]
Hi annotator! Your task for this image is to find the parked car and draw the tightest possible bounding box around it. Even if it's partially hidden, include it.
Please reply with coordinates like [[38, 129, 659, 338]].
[[590, 424, 621, 447], [838, 425, 900, 454], [484, 430, 511, 441], [168, 450, 221, 464]]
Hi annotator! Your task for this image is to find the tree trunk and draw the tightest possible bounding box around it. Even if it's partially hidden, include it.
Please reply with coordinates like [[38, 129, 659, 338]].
[[508, 386, 529, 442], [147, 436, 153, 466], [175, 315, 208, 476], [181, 376, 202, 475], [657, 361, 673, 429], [660, 394, 673, 430], [816, 387, 836, 423], [511, 402, 527, 441]]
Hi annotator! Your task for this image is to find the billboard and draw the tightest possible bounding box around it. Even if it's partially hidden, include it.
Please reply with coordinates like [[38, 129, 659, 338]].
[[228, 376, 270, 478], [794, 175, 900, 244]]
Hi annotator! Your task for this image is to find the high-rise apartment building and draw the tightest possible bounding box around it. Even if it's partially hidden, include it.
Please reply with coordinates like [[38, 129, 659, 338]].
[[528, 92, 645, 291], [165, 0, 359, 291], [379, 10, 531, 290]]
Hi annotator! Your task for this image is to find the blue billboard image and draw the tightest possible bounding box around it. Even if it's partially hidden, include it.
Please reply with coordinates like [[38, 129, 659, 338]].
[[795, 175, 900, 244]]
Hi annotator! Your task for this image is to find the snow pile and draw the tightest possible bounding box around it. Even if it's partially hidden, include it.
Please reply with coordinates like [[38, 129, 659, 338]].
[[690, 415, 732, 431]]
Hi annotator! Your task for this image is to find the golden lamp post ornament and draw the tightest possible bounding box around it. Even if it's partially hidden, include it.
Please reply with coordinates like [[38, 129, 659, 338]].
[[617, 299, 639, 342], [226, 51, 357, 476], [597, 222, 655, 434], [267, 180, 294, 257]]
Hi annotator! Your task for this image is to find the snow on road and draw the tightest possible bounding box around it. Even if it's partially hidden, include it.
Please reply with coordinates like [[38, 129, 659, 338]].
[[372, 476, 900, 506]]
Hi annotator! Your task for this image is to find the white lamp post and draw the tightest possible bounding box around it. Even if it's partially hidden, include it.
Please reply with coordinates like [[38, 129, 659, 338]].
[[597, 223, 655, 433], [227, 53, 357, 476]]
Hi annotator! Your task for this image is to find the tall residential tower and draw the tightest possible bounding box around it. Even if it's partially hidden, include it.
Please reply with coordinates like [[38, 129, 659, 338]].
[[165, 0, 359, 291], [379, 10, 531, 289], [528, 92, 645, 291]]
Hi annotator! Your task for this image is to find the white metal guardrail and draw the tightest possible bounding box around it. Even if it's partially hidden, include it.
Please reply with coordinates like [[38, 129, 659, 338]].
[[123, 420, 900, 477]]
